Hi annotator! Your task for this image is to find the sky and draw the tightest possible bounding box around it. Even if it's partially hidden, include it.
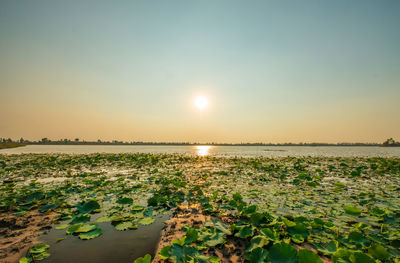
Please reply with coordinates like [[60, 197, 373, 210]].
[[0, 0, 399, 143]]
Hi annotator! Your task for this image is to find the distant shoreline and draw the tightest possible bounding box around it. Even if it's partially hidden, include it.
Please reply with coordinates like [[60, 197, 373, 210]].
[[0, 143, 26, 150], [18, 142, 399, 147], [2, 138, 400, 147]]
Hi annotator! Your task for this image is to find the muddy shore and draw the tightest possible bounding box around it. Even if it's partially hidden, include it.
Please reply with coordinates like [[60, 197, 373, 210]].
[[0, 210, 55, 263]]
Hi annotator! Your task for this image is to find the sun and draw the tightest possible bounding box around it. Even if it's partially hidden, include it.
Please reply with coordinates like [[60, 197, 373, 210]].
[[194, 95, 209, 110]]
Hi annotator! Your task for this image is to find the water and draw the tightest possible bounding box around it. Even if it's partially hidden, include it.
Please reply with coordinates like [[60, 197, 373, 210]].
[[1, 145, 400, 157], [39, 213, 169, 263]]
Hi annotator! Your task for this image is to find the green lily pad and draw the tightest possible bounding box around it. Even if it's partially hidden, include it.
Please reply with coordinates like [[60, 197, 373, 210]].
[[209, 256, 220, 263], [30, 244, 50, 254], [76, 200, 100, 214], [370, 206, 386, 217], [75, 223, 97, 233], [115, 221, 135, 231], [96, 215, 112, 223], [184, 228, 199, 244], [246, 236, 269, 253], [70, 214, 90, 224], [133, 254, 151, 263], [318, 240, 338, 255], [349, 252, 375, 263], [332, 248, 351, 263], [55, 224, 69, 230], [29, 243, 50, 261], [159, 245, 171, 260], [234, 225, 255, 239], [138, 217, 155, 225], [250, 212, 267, 226], [206, 220, 231, 235], [269, 242, 298, 263], [25, 191, 44, 203], [39, 202, 60, 212], [199, 229, 226, 247], [260, 227, 278, 241], [282, 217, 296, 227], [33, 252, 50, 261], [66, 224, 82, 234], [354, 222, 370, 230], [242, 205, 257, 216], [129, 223, 139, 230], [131, 205, 145, 212], [347, 231, 369, 245], [291, 234, 304, 244], [288, 222, 308, 238], [117, 197, 133, 205], [155, 239, 206, 262], [344, 206, 361, 216], [246, 247, 269, 263], [79, 228, 102, 240], [368, 244, 389, 260], [298, 249, 322, 263], [19, 257, 32, 263]]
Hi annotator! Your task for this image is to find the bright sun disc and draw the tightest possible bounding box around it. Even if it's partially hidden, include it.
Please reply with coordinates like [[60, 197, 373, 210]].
[[195, 96, 209, 110]]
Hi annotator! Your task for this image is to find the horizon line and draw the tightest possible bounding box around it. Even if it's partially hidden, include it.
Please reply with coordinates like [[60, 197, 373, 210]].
[[3, 137, 399, 146]]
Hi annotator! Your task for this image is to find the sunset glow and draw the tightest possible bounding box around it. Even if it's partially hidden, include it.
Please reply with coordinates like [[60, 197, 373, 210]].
[[194, 96, 209, 111], [194, 145, 211, 156]]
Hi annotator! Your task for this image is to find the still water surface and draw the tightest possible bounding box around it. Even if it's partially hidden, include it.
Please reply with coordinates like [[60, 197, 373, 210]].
[[40, 213, 169, 263], [1, 145, 400, 157]]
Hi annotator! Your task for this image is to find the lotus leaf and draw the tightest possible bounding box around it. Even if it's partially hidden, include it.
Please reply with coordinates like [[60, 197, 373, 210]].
[[138, 217, 155, 225], [117, 197, 133, 205], [344, 206, 361, 216], [19, 257, 32, 263], [76, 200, 100, 214], [133, 254, 151, 263], [246, 247, 269, 263], [368, 244, 389, 260], [30, 243, 50, 254], [246, 235, 269, 253], [75, 223, 97, 233], [298, 249, 322, 263], [269, 242, 298, 263], [79, 228, 102, 240]]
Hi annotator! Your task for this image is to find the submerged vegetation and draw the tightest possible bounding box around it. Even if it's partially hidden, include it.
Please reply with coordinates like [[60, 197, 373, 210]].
[[0, 153, 399, 262]]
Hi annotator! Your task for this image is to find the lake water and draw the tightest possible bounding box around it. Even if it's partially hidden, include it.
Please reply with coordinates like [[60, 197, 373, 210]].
[[1, 145, 400, 157], [40, 213, 169, 263]]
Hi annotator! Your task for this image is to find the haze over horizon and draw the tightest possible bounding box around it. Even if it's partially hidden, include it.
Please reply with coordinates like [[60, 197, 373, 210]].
[[1, 0, 399, 143]]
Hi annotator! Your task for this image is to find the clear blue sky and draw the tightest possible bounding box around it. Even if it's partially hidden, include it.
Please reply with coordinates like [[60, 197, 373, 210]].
[[1, 0, 399, 143]]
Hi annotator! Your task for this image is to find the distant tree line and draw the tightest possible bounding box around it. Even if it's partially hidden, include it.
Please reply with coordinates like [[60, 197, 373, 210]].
[[382, 138, 400, 147], [2, 137, 399, 146]]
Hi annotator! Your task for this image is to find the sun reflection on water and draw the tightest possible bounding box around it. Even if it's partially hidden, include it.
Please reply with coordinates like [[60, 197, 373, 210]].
[[194, 145, 212, 156]]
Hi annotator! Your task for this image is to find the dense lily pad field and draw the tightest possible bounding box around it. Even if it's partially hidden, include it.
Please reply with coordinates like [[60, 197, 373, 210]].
[[0, 153, 399, 263]]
